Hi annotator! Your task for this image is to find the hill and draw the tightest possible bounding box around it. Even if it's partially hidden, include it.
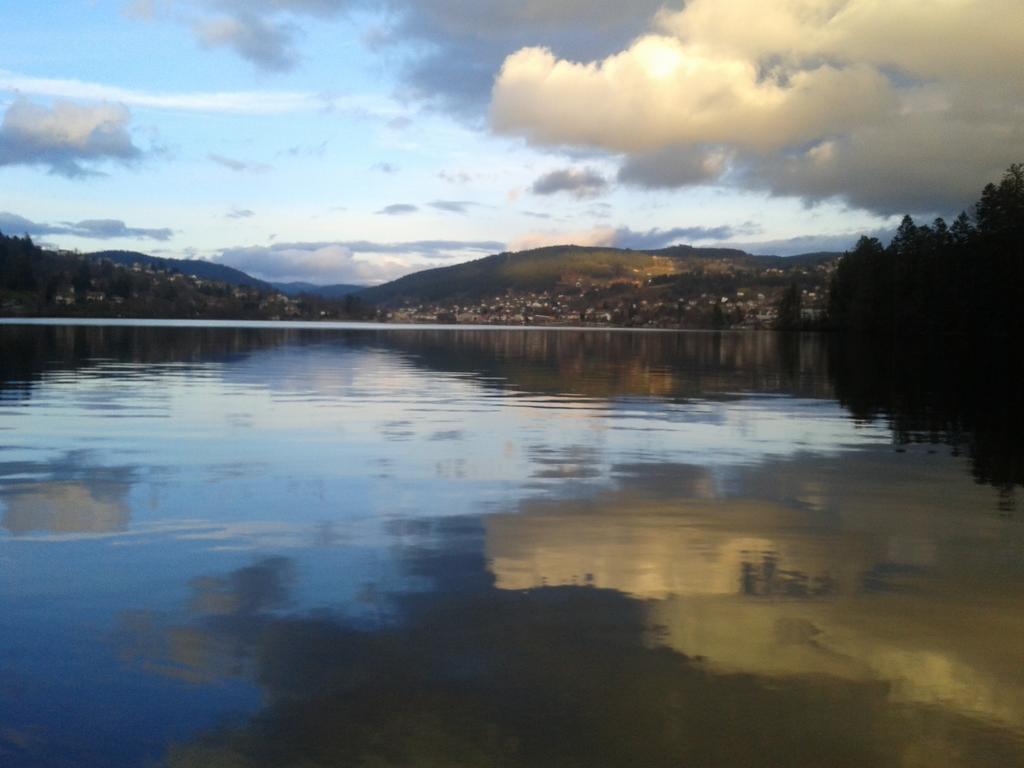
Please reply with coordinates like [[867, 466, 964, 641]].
[[0, 235, 371, 321], [88, 251, 275, 292], [356, 243, 839, 328], [360, 246, 684, 305], [272, 281, 365, 298], [358, 244, 837, 305]]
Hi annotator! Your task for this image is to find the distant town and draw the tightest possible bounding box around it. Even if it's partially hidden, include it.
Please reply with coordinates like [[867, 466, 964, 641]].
[[381, 261, 834, 329], [0, 236, 836, 330]]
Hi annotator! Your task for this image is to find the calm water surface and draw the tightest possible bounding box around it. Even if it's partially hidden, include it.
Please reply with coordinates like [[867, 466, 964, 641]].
[[1, 320, 1022, 766]]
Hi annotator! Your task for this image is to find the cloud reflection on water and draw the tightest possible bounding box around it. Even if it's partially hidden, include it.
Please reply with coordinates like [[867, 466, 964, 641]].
[[0, 451, 136, 535], [485, 453, 1024, 732], [118, 502, 1024, 768]]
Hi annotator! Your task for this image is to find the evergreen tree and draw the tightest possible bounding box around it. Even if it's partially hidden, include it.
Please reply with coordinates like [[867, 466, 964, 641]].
[[826, 164, 1024, 338], [775, 283, 802, 330]]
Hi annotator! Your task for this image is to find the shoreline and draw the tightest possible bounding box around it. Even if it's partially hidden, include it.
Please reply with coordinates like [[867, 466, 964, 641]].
[[0, 316, 775, 334]]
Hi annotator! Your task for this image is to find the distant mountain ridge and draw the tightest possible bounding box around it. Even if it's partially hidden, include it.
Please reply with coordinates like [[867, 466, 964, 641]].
[[88, 250, 276, 292], [86, 243, 841, 310], [88, 251, 372, 299], [358, 244, 840, 305], [272, 281, 365, 298]]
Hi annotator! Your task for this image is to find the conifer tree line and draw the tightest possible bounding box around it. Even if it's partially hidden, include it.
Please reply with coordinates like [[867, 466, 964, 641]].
[[827, 164, 1024, 336]]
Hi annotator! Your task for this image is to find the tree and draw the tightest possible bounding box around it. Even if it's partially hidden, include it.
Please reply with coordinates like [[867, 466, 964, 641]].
[[975, 163, 1024, 239], [72, 261, 92, 298], [775, 283, 802, 330], [950, 212, 974, 245], [710, 303, 726, 330]]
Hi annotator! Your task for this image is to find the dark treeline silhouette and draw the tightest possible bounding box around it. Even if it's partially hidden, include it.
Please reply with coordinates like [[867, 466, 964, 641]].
[[827, 164, 1024, 336], [0, 231, 53, 295]]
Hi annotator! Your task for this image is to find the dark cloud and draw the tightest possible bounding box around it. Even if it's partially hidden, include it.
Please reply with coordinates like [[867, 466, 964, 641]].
[[0, 211, 172, 241], [0, 98, 141, 178], [376, 203, 418, 215], [208, 153, 271, 173], [383, 0, 668, 113], [226, 207, 255, 219], [618, 147, 729, 189], [724, 229, 897, 257], [612, 225, 758, 251], [148, 2, 662, 111], [0, 212, 54, 236], [531, 167, 608, 198], [62, 219, 174, 240], [371, 161, 398, 173], [616, 136, 1018, 216], [734, 117, 1024, 216], [194, 10, 298, 71], [428, 200, 477, 214]]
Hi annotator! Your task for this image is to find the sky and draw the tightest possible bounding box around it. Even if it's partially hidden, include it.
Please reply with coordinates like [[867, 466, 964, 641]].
[[1, 0, 1021, 285]]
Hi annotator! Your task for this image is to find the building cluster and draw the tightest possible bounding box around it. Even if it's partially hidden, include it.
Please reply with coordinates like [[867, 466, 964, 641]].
[[382, 279, 829, 329]]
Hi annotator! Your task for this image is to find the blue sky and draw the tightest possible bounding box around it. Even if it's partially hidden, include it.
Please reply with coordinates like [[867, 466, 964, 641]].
[[1, 1, 1020, 284]]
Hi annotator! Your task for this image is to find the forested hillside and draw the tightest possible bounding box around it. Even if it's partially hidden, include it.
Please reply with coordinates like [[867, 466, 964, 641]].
[[0, 235, 371, 320], [828, 164, 1024, 337]]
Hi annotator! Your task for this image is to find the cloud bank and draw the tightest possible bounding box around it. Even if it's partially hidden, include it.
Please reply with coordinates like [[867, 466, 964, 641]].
[[491, 0, 1024, 214], [0, 211, 172, 240]]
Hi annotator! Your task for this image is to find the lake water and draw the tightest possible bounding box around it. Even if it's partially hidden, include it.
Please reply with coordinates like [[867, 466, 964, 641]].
[[1, 320, 1022, 767]]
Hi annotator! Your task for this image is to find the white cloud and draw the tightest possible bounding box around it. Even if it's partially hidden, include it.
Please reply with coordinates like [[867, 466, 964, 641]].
[[490, 0, 1024, 214], [217, 243, 402, 284], [493, 39, 895, 153], [216, 239, 505, 284], [0, 69, 385, 115], [0, 98, 141, 177]]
